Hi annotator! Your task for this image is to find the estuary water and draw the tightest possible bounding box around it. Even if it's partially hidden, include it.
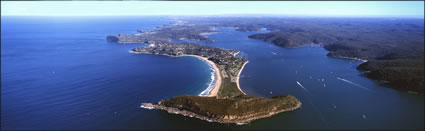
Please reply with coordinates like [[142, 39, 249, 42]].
[[1, 16, 423, 130]]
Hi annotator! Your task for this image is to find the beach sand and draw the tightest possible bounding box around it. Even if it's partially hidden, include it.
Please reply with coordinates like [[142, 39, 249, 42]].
[[232, 51, 248, 94], [185, 55, 248, 97], [236, 61, 248, 95], [144, 53, 246, 97], [183, 55, 222, 97], [131, 52, 223, 97]]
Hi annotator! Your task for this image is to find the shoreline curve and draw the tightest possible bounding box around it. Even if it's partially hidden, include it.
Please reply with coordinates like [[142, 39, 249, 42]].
[[182, 55, 222, 97], [130, 50, 223, 97], [236, 61, 248, 95]]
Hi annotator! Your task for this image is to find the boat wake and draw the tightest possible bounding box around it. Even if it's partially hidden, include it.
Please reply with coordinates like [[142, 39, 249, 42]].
[[295, 81, 328, 124], [336, 77, 373, 92], [296, 81, 311, 94]]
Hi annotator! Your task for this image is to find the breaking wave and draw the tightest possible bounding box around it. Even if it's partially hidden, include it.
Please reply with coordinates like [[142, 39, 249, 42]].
[[198, 63, 217, 96]]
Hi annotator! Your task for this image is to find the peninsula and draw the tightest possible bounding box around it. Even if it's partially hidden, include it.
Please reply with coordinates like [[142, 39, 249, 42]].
[[108, 26, 301, 124], [132, 43, 301, 124], [107, 16, 423, 124], [107, 23, 216, 44]]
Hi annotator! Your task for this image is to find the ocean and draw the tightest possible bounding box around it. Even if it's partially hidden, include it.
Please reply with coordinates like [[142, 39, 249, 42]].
[[1, 16, 424, 130]]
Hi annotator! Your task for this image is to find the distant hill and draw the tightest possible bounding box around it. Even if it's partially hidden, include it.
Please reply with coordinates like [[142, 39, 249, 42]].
[[185, 17, 424, 93]]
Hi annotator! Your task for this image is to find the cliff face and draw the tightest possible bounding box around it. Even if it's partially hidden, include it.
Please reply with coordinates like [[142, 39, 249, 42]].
[[143, 95, 301, 124]]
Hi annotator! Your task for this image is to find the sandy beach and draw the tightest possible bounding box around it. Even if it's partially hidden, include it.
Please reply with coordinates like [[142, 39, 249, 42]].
[[232, 51, 248, 94], [236, 61, 248, 95], [134, 52, 246, 97], [181, 55, 248, 97], [130, 51, 223, 97], [182, 55, 222, 97]]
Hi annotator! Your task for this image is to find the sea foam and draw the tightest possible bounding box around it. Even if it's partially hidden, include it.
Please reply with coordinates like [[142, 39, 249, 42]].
[[198, 62, 217, 96]]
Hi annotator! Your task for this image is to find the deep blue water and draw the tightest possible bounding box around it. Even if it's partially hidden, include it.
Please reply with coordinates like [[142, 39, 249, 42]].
[[1, 16, 424, 130]]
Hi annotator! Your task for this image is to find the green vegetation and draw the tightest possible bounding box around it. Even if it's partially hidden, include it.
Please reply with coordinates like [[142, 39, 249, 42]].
[[183, 17, 424, 93], [217, 78, 244, 98], [162, 95, 299, 116], [357, 58, 424, 93], [158, 94, 300, 123], [126, 38, 300, 124]]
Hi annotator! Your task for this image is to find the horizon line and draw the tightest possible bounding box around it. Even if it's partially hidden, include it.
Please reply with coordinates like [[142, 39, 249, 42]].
[[2, 14, 424, 19]]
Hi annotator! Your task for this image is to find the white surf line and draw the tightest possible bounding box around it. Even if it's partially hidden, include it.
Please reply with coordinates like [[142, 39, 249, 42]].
[[296, 81, 311, 95], [336, 77, 374, 92], [198, 63, 216, 96]]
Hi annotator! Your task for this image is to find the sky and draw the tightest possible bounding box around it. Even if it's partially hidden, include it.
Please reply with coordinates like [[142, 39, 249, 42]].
[[1, 1, 424, 17]]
